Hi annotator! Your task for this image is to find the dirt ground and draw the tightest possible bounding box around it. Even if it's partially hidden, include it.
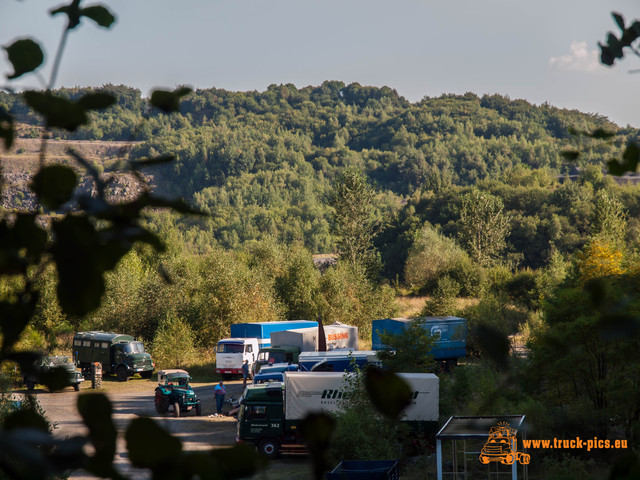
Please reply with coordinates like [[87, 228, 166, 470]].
[[18, 376, 252, 479]]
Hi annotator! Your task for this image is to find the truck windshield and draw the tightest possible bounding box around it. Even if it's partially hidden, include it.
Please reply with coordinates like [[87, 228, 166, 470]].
[[217, 343, 244, 354], [261, 352, 284, 363], [122, 342, 145, 354]]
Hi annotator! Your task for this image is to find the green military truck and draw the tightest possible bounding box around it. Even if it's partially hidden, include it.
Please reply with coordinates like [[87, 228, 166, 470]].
[[73, 331, 155, 382], [23, 355, 84, 391]]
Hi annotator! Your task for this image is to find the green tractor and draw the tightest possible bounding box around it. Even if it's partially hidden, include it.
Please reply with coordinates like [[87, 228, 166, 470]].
[[154, 369, 201, 418]]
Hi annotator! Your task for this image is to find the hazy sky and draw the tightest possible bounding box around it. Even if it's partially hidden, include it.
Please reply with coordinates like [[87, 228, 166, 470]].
[[2, 0, 640, 127]]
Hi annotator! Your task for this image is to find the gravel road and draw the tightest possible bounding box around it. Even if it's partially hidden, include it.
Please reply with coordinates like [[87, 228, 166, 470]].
[[25, 377, 247, 479]]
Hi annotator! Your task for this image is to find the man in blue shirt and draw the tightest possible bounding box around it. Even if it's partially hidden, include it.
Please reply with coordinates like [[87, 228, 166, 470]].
[[214, 381, 225, 415]]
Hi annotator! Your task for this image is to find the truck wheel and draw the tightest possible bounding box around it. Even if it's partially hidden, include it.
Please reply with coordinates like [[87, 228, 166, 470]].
[[73, 383, 80, 392], [479, 455, 490, 465], [155, 391, 169, 414], [173, 402, 180, 418], [258, 439, 280, 459], [116, 366, 129, 382], [140, 371, 153, 380], [26, 379, 35, 391], [195, 403, 202, 416]]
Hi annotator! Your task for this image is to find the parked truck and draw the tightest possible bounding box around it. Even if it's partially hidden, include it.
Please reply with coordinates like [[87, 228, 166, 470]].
[[236, 371, 439, 458], [254, 322, 358, 374], [73, 331, 155, 382], [297, 350, 381, 372], [371, 316, 467, 369], [215, 321, 317, 378]]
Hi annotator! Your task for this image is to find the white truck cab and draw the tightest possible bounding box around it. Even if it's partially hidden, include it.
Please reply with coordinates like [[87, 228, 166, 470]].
[[215, 338, 258, 379]]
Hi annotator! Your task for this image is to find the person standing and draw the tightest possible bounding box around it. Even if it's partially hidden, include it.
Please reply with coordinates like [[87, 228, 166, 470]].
[[214, 380, 225, 416], [241, 360, 249, 387]]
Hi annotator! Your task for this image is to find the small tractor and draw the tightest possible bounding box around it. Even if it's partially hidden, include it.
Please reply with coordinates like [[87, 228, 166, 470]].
[[154, 369, 201, 417]]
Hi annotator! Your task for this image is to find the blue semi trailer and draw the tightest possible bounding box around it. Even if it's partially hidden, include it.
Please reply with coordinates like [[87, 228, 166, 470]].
[[371, 316, 468, 367]]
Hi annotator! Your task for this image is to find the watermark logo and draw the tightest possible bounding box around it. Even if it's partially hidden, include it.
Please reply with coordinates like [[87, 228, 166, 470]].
[[479, 422, 531, 466]]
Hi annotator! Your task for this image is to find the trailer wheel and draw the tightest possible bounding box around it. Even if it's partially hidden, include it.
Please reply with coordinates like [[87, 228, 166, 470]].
[[258, 439, 280, 459], [73, 383, 80, 392], [116, 365, 129, 382], [173, 402, 180, 418]]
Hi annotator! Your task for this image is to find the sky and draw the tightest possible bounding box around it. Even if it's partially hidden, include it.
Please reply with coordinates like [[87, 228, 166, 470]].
[[2, 0, 640, 127]]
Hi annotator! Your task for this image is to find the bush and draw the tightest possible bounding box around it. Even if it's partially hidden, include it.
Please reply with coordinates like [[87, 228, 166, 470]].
[[151, 315, 198, 369], [421, 276, 461, 316], [404, 224, 470, 293]]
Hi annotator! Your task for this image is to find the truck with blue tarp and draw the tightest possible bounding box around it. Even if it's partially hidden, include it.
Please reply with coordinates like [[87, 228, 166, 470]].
[[371, 316, 467, 369], [216, 321, 317, 378]]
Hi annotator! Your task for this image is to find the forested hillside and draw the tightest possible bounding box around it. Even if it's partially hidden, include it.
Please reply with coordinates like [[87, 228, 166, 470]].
[[2, 82, 639, 276]]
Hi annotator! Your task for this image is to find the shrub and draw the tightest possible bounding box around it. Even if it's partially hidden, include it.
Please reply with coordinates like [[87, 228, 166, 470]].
[[421, 276, 461, 316], [151, 315, 198, 369]]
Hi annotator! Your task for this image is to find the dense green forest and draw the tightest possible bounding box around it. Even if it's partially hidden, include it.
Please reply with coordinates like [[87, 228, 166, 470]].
[[3, 82, 639, 276]]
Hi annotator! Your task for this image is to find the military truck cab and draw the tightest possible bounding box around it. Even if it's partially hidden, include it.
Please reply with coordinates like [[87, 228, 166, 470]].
[[253, 345, 300, 375], [236, 382, 297, 458], [73, 331, 155, 382]]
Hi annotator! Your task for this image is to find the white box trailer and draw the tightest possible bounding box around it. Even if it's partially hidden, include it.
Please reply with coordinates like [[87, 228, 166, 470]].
[[283, 371, 439, 422], [270, 323, 359, 352]]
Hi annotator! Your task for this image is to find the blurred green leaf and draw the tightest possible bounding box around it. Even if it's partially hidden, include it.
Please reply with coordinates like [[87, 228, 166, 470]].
[[125, 417, 182, 469], [150, 87, 192, 113], [130, 154, 175, 170], [600, 44, 615, 66], [597, 313, 640, 340], [207, 444, 266, 479], [364, 365, 412, 419], [587, 128, 616, 139], [584, 278, 607, 309], [4, 38, 44, 80], [39, 365, 72, 391], [77, 393, 118, 477], [146, 196, 207, 216], [471, 324, 510, 370], [613, 12, 625, 31], [52, 215, 105, 316], [0, 292, 39, 354], [608, 451, 640, 480], [607, 142, 639, 176], [3, 409, 50, 433], [300, 413, 335, 480], [23, 91, 87, 131], [31, 165, 78, 210], [0, 105, 14, 150], [80, 5, 116, 28], [77, 92, 116, 110], [12, 214, 47, 262], [560, 150, 580, 161], [50, 0, 82, 30]]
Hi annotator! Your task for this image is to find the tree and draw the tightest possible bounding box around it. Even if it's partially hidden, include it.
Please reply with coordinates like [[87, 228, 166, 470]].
[[329, 168, 380, 275], [458, 188, 511, 266], [151, 315, 198, 369], [421, 276, 461, 317], [404, 223, 470, 292], [591, 189, 627, 247], [375, 318, 437, 373]]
